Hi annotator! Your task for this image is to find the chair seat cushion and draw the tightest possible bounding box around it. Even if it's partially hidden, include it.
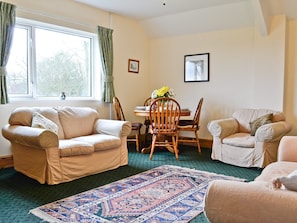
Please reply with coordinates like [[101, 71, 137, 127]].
[[132, 122, 142, 129], [223, 133, 255, 148], [178, 119, 194, 126]]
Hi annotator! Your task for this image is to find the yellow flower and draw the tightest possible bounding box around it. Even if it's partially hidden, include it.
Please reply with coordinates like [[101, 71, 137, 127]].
[[156, 86, 170, 97], [152, 86, 175, 99]]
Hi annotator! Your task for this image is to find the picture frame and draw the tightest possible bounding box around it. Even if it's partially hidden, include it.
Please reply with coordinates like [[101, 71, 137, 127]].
[[128, 59, 139, 73], [184, 53, 209, 82]]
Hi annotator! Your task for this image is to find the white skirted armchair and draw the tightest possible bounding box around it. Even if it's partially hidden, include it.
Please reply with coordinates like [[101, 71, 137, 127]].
[[207, 109, 292, 168]]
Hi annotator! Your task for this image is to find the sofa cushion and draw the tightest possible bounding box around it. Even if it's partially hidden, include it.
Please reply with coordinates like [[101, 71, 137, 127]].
[[9, 107, 65, 139], [31, 112, 58, 134], [57, 106, 99, 139], [72, 134, 121, 151], [249, 113, 273, 136], [222, 133, 255, 148], [9, 107, 37, 126], [59, 139, 94, 157]]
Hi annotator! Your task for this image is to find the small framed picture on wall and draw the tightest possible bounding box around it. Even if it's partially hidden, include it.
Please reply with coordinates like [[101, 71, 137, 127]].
[[128, 59, 139, 73]]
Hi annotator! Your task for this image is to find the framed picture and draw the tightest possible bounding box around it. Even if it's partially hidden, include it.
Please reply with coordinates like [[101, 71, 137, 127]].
[[128, 59, 139, 73], [184, 53, 209, 82]]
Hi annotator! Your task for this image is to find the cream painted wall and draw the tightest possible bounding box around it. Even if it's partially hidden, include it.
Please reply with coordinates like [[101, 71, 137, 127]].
[[149, 16, 289, 140], [252, 15, 286, 110], [111, 14, 150, 124], [0, 0, 150, 156]]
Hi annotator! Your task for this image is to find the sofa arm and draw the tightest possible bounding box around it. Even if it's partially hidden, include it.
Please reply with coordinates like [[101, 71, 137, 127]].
[[2, 124, 58, 149], [277, 136, 297, 162], [207, 118, 238, 138], [95, 119, 132, 137], [204, 180, 297, 223], [255, 121, 292, 142]]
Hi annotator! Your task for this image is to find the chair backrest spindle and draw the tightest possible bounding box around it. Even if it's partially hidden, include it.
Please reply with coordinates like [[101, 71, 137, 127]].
[[193, 97, 203, 127], [149, 98, 181, 134], [113, 96, 126, 121]]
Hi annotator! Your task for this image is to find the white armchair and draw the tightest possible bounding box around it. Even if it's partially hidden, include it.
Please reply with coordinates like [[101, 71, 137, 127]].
[[204, 136, 297, 223], [207, 109, 292, 168]]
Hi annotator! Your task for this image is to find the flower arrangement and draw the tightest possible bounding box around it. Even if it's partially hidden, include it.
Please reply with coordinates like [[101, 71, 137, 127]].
[[151, 86, 175, 99]]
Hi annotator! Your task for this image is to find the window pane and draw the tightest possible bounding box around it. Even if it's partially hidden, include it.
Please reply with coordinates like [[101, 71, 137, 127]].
[[35, 28, 91, 97], [6, 27, 29, 95]]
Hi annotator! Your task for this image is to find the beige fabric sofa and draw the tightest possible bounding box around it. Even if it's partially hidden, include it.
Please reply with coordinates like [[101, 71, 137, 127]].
[[207, 109, 291, 168], [204, 136, 297, 223], [2, 106, 131, 185]]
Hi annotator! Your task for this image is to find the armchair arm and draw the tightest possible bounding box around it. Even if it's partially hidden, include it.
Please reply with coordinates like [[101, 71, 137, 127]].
[[2, 124, 58, 149], [255, 121, 292, 142], [277, 136, 297, 162], [207, 118, 238, 138], [204, 180, 297, 223], [95, 119, 132, 137]]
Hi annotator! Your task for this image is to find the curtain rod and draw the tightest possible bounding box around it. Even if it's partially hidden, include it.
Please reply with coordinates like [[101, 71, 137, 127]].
[[16, 6, 98, 30]]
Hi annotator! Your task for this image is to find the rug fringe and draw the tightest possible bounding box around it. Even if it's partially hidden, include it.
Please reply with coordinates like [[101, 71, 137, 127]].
[[30, 208, 64, 223]]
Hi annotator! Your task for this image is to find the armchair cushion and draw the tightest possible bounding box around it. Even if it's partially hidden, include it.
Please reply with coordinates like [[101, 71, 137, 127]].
[[31, 112, 58, 134], [232, 109, 283, 133], [222, 133, 254, 148], [249, 113, 272, 136]]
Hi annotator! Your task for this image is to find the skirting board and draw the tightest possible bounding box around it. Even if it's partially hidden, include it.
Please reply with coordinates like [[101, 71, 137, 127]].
[[179, 138, 212, 149], [0, 156, 13, 169]]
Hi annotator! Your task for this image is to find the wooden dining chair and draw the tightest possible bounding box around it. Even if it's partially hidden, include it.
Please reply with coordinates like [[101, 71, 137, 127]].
[[178, 97, 203, 154], [113, 96, 142, 152], [143, 97, 153, 145], [149, 97, 181, 160]]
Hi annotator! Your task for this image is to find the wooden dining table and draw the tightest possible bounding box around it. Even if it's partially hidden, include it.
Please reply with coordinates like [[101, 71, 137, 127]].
[[134, 107, 191, 154], [134, 108, 191, 117]]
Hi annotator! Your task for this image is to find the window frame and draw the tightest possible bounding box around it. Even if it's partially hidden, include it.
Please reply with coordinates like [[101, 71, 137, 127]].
[[7, 18, 98, 101]]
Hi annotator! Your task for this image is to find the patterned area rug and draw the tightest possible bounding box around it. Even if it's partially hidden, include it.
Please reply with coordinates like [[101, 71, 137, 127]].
[[30, 165, 245, 223]]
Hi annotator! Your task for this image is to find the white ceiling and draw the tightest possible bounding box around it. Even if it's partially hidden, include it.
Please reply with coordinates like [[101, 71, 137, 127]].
[[75, 0, 247, 20], [74, 0, 297, 38]]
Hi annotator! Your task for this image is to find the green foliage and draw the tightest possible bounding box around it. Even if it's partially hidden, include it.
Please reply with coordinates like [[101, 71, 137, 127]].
[[36, 51, 90, 97]]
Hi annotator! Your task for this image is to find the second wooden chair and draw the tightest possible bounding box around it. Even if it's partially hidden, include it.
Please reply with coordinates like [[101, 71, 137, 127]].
[[113, 96, 142, 152], [178, 97, 203, 154]]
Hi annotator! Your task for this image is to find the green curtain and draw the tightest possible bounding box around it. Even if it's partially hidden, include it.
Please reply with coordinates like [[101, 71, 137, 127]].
[[0, 2, 16, 104], [97, 26, 115, 103]]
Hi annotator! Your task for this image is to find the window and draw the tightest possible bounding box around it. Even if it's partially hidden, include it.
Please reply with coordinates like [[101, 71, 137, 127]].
[[7, 19, 96, 100]]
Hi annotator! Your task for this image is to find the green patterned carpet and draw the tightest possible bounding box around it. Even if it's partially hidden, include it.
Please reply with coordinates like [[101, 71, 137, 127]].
[[0, 145, 262, 223]]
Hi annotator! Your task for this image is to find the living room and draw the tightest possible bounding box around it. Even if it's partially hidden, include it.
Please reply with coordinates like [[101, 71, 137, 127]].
[[1, 0, 297, 160], [1, 0, 297, 222]]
